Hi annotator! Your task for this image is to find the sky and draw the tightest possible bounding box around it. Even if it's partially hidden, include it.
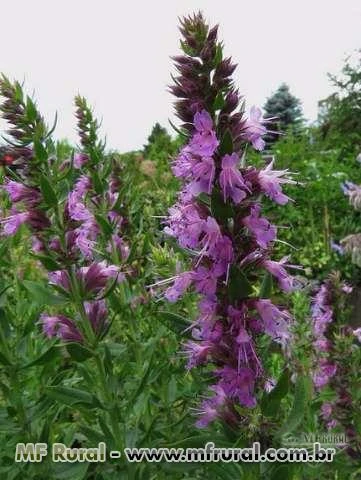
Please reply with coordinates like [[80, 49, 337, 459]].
[[0, 0, 360, 152]]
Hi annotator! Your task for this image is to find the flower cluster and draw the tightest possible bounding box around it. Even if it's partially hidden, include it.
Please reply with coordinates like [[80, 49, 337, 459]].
[[338, 167, 361, 265], [310, 274, 361, 456], [163, 14, 297, 428], [310, 279, 348, 390], [0, 81, 129, 346]]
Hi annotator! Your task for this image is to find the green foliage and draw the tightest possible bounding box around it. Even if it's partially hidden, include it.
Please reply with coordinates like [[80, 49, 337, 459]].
[[318, 50, 361, 155]]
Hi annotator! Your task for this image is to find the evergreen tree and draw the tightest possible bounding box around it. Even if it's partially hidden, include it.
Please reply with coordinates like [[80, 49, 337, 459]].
[[263, 83, 303, 144], [143, 123, 174, 157]]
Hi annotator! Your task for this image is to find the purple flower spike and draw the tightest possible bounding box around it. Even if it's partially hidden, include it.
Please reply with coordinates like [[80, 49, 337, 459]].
[[163, 14, 298, 428]]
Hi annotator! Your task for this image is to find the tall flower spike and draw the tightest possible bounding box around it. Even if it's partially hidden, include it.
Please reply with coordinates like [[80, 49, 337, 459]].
[[310, 274, 360, 457], [162, 13, 297, 429]]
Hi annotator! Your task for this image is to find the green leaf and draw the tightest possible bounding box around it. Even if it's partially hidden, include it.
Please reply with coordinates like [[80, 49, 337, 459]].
[[0, 350, 12, 366], [210, 189, 233, 221], [213, 92, 225, 111], [40, 174, 57, 206], [52, 461, 88, 480], [277, 374, 312, 437], [157, 310, 190, 335], [45, 386, 97, 408], [166, 434, 232, 448], [261, 369, 290, 417], [26, 96, 38, 122], [259, 271, 273, 299], [95, 214, 113, 236], [66, 343, 93, 362], [33, 140, 48, 162], [31, 253, 60, 271], [22, 345, 59, 368], [168, 119, 188, 138], [219, 129, 233, 155], [91, 171, 103, 194], [228, 266, 253, 302], [22, 280, 67, 306], [213, 43, 223, 66]]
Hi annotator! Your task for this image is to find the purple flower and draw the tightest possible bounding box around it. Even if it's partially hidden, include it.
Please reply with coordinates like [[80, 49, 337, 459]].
[[84, 300, 108, 335], [353, 327, 361, 343], [40, 314, 82, 342], [74, 152, 89, 169], [2, 211, 29, 235], [172, 150, 197, 179], [32, 236, 44, 253], [107, 234, 130, 261], [187, 110, 219, 157], [67, 192, 93, 222], [79, 262, 123, 295], [195, 385, 226, 428], [219, 153, 249, 204], [262, 257, 295, 292], [199, 217, 222, 258], [216, 366, 256, 408], [313, 360, 337, 389], [321, 402, 333, 420], [49, 270, 71, 291], [165, 201, 205, 249], [243, 106, 267, 151], [188, 157, 215, 195], [49, 262, 123, 296], [184, 341, 212, 369], [254, 299, 291, 347], [257, 161, 295, 205], [164, 272, 193, 302], [4, 180, 40, 205], [193, 265, 221, 296], [74, 175, 92, 197], [74, 219, 99, 258], [264, 378, 276, 393], [243, 205, 277, 249]]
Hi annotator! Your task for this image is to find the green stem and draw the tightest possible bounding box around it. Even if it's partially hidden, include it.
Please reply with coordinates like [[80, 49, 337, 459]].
[[94, 352, 122, 450]]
